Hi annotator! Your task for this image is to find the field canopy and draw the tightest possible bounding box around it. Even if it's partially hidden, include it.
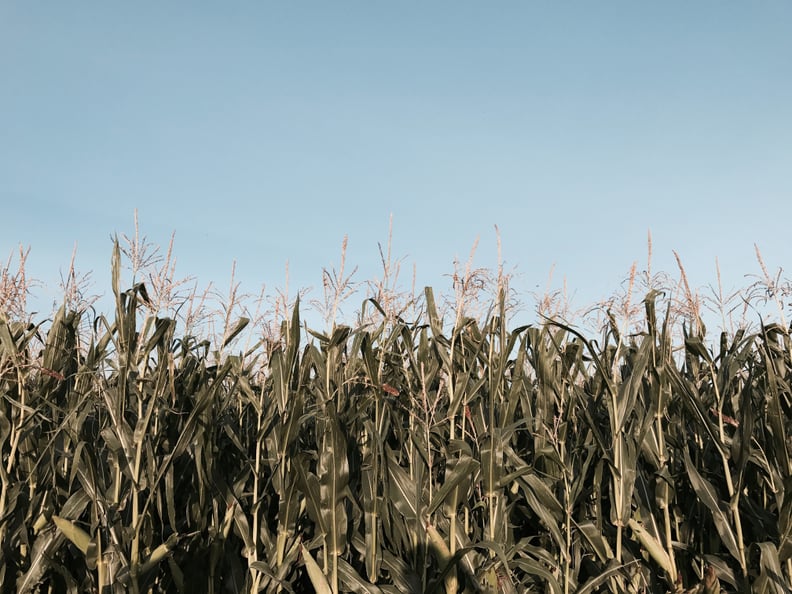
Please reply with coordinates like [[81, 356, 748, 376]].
[[1, 240, 792, 593]]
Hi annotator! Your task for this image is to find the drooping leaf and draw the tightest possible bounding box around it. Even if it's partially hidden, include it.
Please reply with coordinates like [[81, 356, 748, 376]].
[[683, 448, 741, 563], [301, 544, 333, 594]]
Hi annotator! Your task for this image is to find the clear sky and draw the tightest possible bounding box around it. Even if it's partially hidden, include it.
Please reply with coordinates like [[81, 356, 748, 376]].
[[2, 3, 791, 330]]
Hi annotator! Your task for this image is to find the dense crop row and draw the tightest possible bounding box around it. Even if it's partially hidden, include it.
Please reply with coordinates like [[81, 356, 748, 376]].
[[1, 243, 791, 593]]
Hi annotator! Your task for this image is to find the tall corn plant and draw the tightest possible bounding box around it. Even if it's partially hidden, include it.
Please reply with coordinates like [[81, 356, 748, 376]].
[[7, 241, 792, 593]]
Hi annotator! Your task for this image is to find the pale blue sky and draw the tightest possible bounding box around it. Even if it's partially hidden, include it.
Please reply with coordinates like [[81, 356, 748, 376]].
[[2, 3, 791, 328]]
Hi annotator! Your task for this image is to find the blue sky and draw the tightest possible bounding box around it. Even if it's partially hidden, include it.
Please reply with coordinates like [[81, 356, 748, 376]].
[[2, 3, 791, 329]]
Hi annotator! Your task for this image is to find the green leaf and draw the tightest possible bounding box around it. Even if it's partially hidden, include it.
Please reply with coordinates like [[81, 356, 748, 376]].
[[481, 431, 504, 497], [301, 545, 333, 594], [510, 557, 563, 594], [575, 521, 613, 564], [338, 557, 385, 594], [427, 455, 478, 517], [627, 518, 672, 577], [577, 559, 634, 594], [683, 448, 741, 563], [755, 542, 786, 594], [222, 316, 250, 348], [518, 475, 565, 552], [295, 456, 326, 535], [387, 451, 420, 522], [51, 515, 91, 555], [319, 412, 349, 556], [18, 490, 91, 594]]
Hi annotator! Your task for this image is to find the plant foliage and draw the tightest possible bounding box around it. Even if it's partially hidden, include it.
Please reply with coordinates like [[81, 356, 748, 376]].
[[1, 244, 791, 593]]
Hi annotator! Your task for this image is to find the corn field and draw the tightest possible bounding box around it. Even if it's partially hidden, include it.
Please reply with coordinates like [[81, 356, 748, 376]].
[[2, 242, 792, 593]]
